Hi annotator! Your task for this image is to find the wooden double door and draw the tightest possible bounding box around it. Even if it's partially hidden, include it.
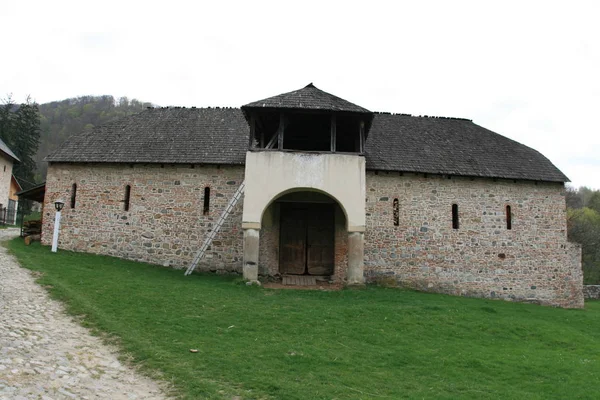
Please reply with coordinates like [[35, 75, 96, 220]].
[[279, 203, 335, 276]]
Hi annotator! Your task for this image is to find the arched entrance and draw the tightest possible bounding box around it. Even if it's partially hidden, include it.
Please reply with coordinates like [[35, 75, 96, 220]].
[[241, 151, 366, 285], [276, 192, 337, 277], [259, 190, 348, 283]]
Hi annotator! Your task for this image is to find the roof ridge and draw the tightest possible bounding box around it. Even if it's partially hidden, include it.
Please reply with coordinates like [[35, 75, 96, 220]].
[[146, 106, 241, 110], [373, 111, 471, 122]]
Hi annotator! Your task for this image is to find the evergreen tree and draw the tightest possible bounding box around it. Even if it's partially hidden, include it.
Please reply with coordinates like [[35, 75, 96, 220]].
[[0, 96, 41, 188]]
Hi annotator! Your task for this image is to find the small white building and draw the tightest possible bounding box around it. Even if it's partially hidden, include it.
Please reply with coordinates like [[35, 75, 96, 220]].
[[0, 137, 20, 223]]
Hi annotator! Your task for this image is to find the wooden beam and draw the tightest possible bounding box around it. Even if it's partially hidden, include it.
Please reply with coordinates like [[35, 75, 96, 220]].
[[254, 116, 267, 148], [278, 113, 285, 151], [265, 131, 278, 149], [260, 127, 265, 148], [330, 114, 336, 152], [249, 114, 256, 149], [359, 120, 365, 154]]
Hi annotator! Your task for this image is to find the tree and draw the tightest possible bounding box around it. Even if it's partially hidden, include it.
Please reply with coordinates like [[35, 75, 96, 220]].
[[566, 186, 600, 284], [565, 186, 583, 209], [0, 96, 41, 187], [587, 192, 600, 214], [35, 95, 154, 179]]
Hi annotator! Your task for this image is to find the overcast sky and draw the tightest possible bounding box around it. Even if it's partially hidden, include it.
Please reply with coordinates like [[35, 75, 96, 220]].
[[1, 0, 598, 189]]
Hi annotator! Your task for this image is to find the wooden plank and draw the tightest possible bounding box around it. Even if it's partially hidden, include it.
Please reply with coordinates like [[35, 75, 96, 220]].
[[306, 204, 334, 276], [260, 128, 264, 148], [278, 113, 284, 151], [249, 114, 256, 149], [279, 204, 306, 275], [359, 120, 365, 154], [279, 203, 334, 277], [330, 114, 336, 152], [265, 132, 278, 149], [283, 275, 317, 286]]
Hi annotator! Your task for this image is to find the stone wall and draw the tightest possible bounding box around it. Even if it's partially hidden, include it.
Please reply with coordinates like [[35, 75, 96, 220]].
[[583, 285, 600, 299], [364, 171, 583, 308], [42, 163, 245, 272], [42, 163, 583, 307], [259, 202, 280, 277], [0, 154, 13, 210]]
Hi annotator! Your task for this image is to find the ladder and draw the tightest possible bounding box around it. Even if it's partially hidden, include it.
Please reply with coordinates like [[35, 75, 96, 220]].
[[184, 181, 245, 276], [184, 130, 277, 276]]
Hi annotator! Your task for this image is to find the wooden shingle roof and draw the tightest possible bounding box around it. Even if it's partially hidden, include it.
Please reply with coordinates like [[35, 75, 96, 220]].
[[45, 107, 568, 183], [242, 83, 371, 114], [364, 113, 568, 182], [46, 107, 248, 165], [0, 137, 19, 162]]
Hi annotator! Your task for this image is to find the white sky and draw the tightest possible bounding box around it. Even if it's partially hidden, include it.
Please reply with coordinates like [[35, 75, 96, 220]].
[[1, 0, 598, 189]]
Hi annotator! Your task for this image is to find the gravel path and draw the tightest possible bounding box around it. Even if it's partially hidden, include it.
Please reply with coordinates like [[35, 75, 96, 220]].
[[0, 229, 168, 400]]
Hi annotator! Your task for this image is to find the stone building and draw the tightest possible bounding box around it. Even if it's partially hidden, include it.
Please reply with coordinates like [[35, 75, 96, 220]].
[[42, 84, 583, 307]]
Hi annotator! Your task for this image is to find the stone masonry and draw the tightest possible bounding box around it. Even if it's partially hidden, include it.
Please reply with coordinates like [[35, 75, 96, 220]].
[[583, 285, 600, 299], [42, 163, 244, 272], [43, 163, 583, 308], [364, 171, 583, 308]]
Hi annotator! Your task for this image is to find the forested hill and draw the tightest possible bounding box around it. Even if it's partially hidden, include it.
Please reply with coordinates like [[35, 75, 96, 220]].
[[36, 96, 154, 179], [567, 186, 600, 284]]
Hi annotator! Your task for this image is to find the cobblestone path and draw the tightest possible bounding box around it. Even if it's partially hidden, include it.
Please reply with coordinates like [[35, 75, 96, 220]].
[[0, 229, 167, 399]]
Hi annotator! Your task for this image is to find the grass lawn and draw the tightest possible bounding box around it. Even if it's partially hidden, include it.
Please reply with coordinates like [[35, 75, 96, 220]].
[[23, 211, 41, 222], [5, 238, 600, 399]]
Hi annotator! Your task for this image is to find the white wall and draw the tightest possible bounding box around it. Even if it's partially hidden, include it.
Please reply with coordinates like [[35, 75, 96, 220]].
[[0, 153, 13, 210], [242, 151, 366, 232]]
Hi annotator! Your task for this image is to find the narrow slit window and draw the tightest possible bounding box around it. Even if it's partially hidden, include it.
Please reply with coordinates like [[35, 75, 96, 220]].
[[124, 185, 131, 212], [393, 198, 399, 226], [70, 183, 77, 209], [452, 204, 459, 229], [506, 205, 512, 230], [203, 187, 210, 215]]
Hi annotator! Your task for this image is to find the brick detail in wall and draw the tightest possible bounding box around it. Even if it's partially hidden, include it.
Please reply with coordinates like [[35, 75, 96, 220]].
[[364, 171, 583, 308], [42, 163, 245, 272]]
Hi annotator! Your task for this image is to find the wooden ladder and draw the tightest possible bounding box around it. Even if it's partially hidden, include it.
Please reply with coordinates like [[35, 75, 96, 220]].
[[184, 181, 245, 276], [184, 129, 278, 276]]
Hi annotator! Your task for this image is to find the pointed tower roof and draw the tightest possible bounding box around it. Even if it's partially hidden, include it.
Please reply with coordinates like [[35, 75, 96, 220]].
[[242, 83, 371, 114]]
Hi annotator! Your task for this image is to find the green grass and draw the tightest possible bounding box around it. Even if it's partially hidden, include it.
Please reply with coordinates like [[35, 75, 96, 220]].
[[23, 211, 41, 222], [5, 238, 600, 399]]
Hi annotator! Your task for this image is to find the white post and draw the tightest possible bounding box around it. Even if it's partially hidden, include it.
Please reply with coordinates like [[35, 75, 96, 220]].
[[51, 210, 61, 252]]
